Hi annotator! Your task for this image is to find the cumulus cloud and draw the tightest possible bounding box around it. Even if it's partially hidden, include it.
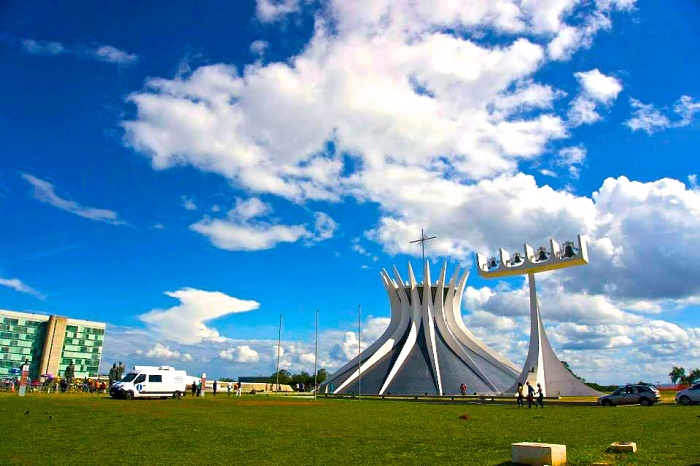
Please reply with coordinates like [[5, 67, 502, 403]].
[[22, 173, 126, 225], [138, 287, 260, 344], [219, 345, 260, 363], [568, 69, 622, 126], [141, 343, 186, 360], [625, 95, 700, 134], [20, 38, 137, 65], [121, 2, 638, 206]]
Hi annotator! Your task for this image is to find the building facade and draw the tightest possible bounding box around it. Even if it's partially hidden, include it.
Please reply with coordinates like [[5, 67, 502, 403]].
[[0, 309, 106, 381]]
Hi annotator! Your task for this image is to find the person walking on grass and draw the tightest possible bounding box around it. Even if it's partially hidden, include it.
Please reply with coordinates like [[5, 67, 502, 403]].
[[227, 382, 232, 396], [526, 381, 535, 408], [213, 380, 218, 396], [191, 381, 197, 397], [536, 383, 544, 408], [516, 382, 524, 408]]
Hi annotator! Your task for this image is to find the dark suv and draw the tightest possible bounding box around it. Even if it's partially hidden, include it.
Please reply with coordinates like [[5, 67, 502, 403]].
[[598, 384, 661, 407]]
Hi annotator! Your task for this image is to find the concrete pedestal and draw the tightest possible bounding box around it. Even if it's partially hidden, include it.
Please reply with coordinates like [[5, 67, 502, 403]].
[[512, 442, 566, 466]]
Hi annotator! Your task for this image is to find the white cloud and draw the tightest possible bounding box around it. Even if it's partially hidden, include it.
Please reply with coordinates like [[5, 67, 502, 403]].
[[547, 11, 613, 60], [256, 0, 300, 22], [219, 345, 260, 363], [22, 173, 126, 225], [625, 95, 699, 134], [20, 38, 137, 65], [190, 198, 335, 251], [91, 45, 138, 65], [145, 343, 182, 359], [123, 2, 638, 205], [0, 277, 44, 299], [575, 69, 622, 103], [568, 69, 622, 126], [625, 98, 671, 134], [138, 287, 260, 344], [182, 197, 197, 211], [556, 146, 586, 178], [673, 95, 700, 126], [191, 218, 308, 251], [250, 40, 269, 56]]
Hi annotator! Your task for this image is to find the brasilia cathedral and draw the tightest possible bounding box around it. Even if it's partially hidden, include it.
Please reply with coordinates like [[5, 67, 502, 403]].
[[324, 262, 521, 396], [324, 249, 599, 397]]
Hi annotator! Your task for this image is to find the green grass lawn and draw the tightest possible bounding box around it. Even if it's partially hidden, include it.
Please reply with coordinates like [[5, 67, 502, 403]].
[[0, 392, 697, 465]]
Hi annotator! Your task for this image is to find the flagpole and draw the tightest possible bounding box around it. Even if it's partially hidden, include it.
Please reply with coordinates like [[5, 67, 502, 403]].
[[358, 303, 362, 400], [276, 314, 282, 393], [314, 309, 319, 400]]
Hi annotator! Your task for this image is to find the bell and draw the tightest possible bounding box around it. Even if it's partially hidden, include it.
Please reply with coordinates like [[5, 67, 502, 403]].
[[536, 248, 548, 262], [512, 253, 522, 264], [562, 243, 576, 258]]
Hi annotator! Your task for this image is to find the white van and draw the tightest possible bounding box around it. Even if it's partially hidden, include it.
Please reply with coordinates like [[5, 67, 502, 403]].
[[109, 366, 188, 399]]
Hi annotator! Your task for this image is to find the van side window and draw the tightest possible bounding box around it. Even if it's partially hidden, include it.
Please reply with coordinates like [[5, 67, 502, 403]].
[[149, 375, 162, 383], [134, 374, 146, 384]]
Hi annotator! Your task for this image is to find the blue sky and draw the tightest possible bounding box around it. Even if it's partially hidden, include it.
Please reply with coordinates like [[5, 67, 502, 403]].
[[1, 0, 698, 385]]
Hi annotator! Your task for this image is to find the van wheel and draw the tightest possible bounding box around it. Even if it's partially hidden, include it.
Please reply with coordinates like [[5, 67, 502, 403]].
[[639, 397, 651, 406], [680, 395, 692, 406], [124, 391, 134, 400], [602, 399, 613, 407], [173, 391, 181, 399]]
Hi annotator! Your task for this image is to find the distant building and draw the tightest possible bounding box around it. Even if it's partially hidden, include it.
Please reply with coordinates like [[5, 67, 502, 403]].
[[0, 309, 106, 381]]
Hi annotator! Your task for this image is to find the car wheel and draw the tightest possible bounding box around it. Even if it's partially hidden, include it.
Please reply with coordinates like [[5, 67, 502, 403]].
[[173, 391, 181, 399], [124, 391, 134, 400], [680, 395, 692, 406], [639, 397, 651, 406], [602, 399, 613, 407]]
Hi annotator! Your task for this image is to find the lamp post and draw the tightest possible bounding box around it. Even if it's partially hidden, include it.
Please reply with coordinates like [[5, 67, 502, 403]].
[[357, 304, 362, 400], [476, 235, 600, 397], [276, 314, 282, 393], [314, 309, 319, 400]]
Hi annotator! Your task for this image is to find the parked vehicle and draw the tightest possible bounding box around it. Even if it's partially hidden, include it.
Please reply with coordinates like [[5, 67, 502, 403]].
[[109, 366, 188, 400], [597, 384, 661, 407], [675, 383, 700, 405]]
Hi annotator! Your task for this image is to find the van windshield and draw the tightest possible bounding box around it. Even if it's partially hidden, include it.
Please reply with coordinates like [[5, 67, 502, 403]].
[[121, 372, 138, 383]]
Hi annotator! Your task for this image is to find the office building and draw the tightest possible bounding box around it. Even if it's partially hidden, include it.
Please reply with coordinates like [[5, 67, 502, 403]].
[[0, 309, 105, 381]]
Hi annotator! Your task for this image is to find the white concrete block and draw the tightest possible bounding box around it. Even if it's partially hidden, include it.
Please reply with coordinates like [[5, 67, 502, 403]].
[[609, 442, 637, 453], [512, 442, 567, 466]]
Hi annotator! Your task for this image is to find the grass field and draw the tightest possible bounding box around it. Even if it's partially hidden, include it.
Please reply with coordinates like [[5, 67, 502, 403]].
[[0, 391, 698, 465]]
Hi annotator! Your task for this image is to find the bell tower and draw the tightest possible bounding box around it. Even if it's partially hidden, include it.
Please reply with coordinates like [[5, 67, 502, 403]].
[[476, 235, 601, 396]]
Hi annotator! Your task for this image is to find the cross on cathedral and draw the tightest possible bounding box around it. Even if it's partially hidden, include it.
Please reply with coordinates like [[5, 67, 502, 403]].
[[409, 228, 436, 264]]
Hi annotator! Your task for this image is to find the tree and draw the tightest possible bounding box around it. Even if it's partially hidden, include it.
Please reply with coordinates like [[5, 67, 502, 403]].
[[688, 368, 700, 384], [316, 368, 328, 384], [270, 370, 292, 384], [669, 366, 686, 385]]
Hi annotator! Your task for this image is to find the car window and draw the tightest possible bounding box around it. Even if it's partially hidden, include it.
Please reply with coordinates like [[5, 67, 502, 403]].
[[612, 388, 624, 395], [639, 386, 650, 392], [134, 374, 146, 384]]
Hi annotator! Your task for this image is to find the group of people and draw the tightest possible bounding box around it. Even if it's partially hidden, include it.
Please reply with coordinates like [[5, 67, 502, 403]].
[[192, 380, 243, 396], [516, 381, 544, 408]]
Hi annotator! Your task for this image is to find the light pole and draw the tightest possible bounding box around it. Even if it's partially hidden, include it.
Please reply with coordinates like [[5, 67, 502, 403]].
[[276, 314, 282, 393], [357, 303, 362, 400], [314, 309, 319, 400]]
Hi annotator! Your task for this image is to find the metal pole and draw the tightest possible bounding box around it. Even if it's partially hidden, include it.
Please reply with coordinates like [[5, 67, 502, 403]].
[[358, 303, 362, 400], [314, 309, 319, 400], [276, 314, 282, 393]]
